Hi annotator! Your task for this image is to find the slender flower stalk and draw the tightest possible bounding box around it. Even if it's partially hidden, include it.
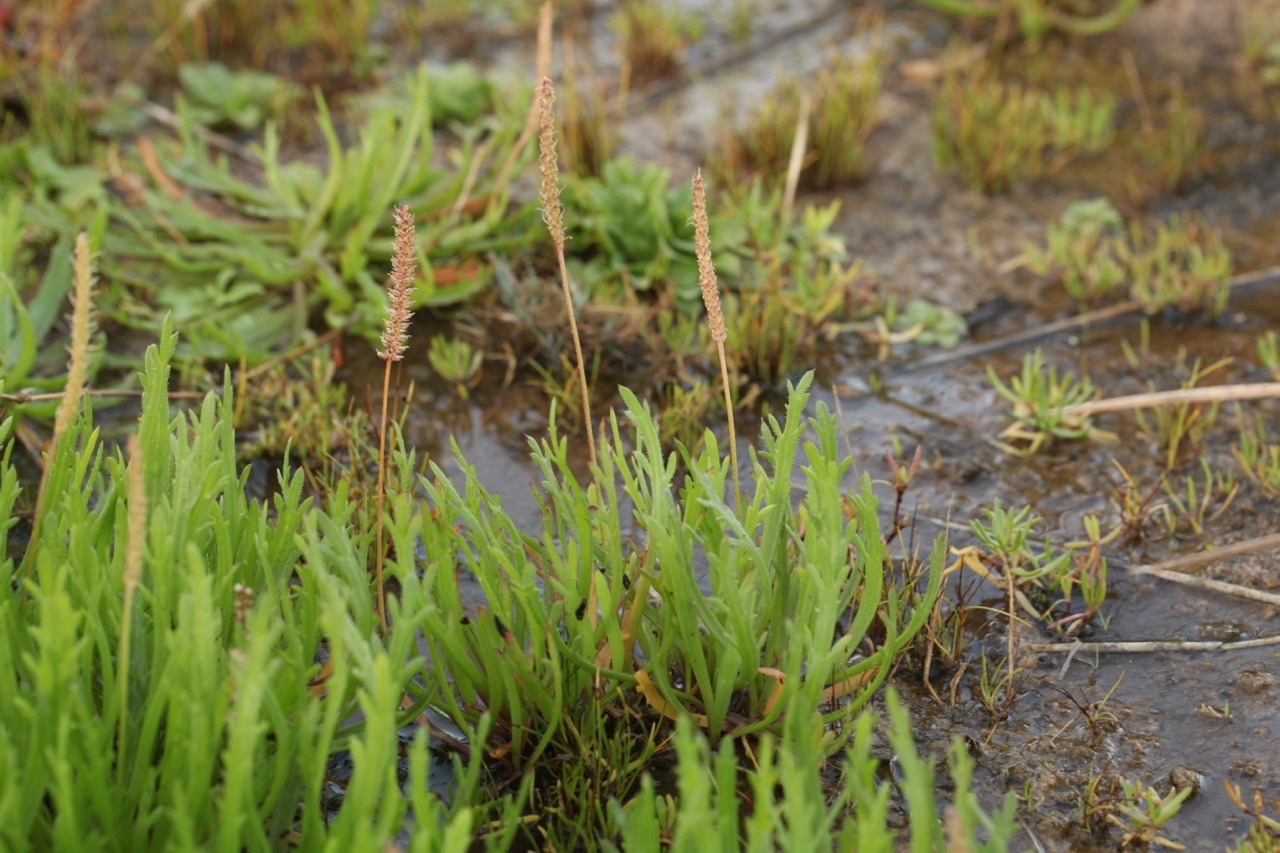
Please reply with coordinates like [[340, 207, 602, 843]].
[[537, 76, 597, 472], [374, 204, 417, 633], [21, 232, 97, 587], [692, 171, 739, 511]]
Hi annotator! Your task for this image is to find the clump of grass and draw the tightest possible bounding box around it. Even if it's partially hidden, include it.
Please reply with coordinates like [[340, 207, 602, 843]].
[[1127, 86, 1210, 203], [538, 75, 597, 471], [132, 0, 383, 82], [1024, 206, 1233, 317], [965, 499, 1072, 714], [1121, 215, 1230, 317], [1132, 356, 1227, 470], [1233, 410, 1280, 497], [1259, 330, 1280, 381], [373, 203, 417, 633], [558, 42, 617, 178], [716, 45, 883, 191], [931, 62, 1114, 193], [4, 59, 96, 166], [611, 0, 698, 82], [718, 190, 867, 386]]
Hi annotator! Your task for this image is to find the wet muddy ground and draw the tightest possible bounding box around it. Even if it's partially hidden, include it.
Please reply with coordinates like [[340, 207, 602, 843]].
[[332, 0, 1280, 849]]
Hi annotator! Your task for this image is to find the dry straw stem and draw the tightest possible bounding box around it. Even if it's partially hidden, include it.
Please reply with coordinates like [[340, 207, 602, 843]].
[[1131, 531, 1280, 573], [374, 203, 418, 633], [780, 92, 811, 226], [537, 75, 597, 471], [1118, 532, 1280, 609], [493, 3, 554, 204], [1066, 382, 1280, 416], [692, 170, 739, 510], [1028, 636, 1280, 654], [1130, 564, 1280, 608]]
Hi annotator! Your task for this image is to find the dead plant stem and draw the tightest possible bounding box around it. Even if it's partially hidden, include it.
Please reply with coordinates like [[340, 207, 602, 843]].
[[1068, 383, 1280, 416]]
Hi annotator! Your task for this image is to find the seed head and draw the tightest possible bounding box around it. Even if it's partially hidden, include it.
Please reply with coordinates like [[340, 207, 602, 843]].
[[536, 77, 566, 251], [692, 171, 725, 343], [378, 204, 417, 362]]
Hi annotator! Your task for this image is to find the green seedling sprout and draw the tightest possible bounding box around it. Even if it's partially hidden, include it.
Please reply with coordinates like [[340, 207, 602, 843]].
[[1109, 780, 1194, 849], [988, 348, 1113, 454]]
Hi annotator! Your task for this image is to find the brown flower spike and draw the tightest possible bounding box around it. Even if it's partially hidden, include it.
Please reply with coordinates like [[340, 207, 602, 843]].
[[378, 204, 417, 362], [537, 78, 567, 251], [692, 170, 739, 510], [374, 203, 418, 633], [537, 75, 597, 470], [691, 171, 725, 343]]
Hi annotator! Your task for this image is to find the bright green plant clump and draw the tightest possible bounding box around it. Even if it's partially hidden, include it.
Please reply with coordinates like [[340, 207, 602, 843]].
[[5, 64, 519, 366], [618, 693, 1019, 851], [177, 62, 301, 131], [916, 0, 1142, 39], [567, 157, 704, 307], [0, 325, 1021, 850], [415, 372, 944, 765], [1, 324, 479, 850]]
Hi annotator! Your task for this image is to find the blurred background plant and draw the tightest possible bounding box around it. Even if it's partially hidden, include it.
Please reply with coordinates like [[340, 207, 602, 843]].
[[1023, 197, 1128, 308], [176, 63, 302, 132], [1126, 86, 1211, 205], [1121, 215, 1231, 317], [611, 0, 701, 83], [931, 59, 1115, 193], [714, 39, 884, 192], [916, 0, 1143, 40], [427, 335, 484, 398], [1023, 203, 1232, 318]]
